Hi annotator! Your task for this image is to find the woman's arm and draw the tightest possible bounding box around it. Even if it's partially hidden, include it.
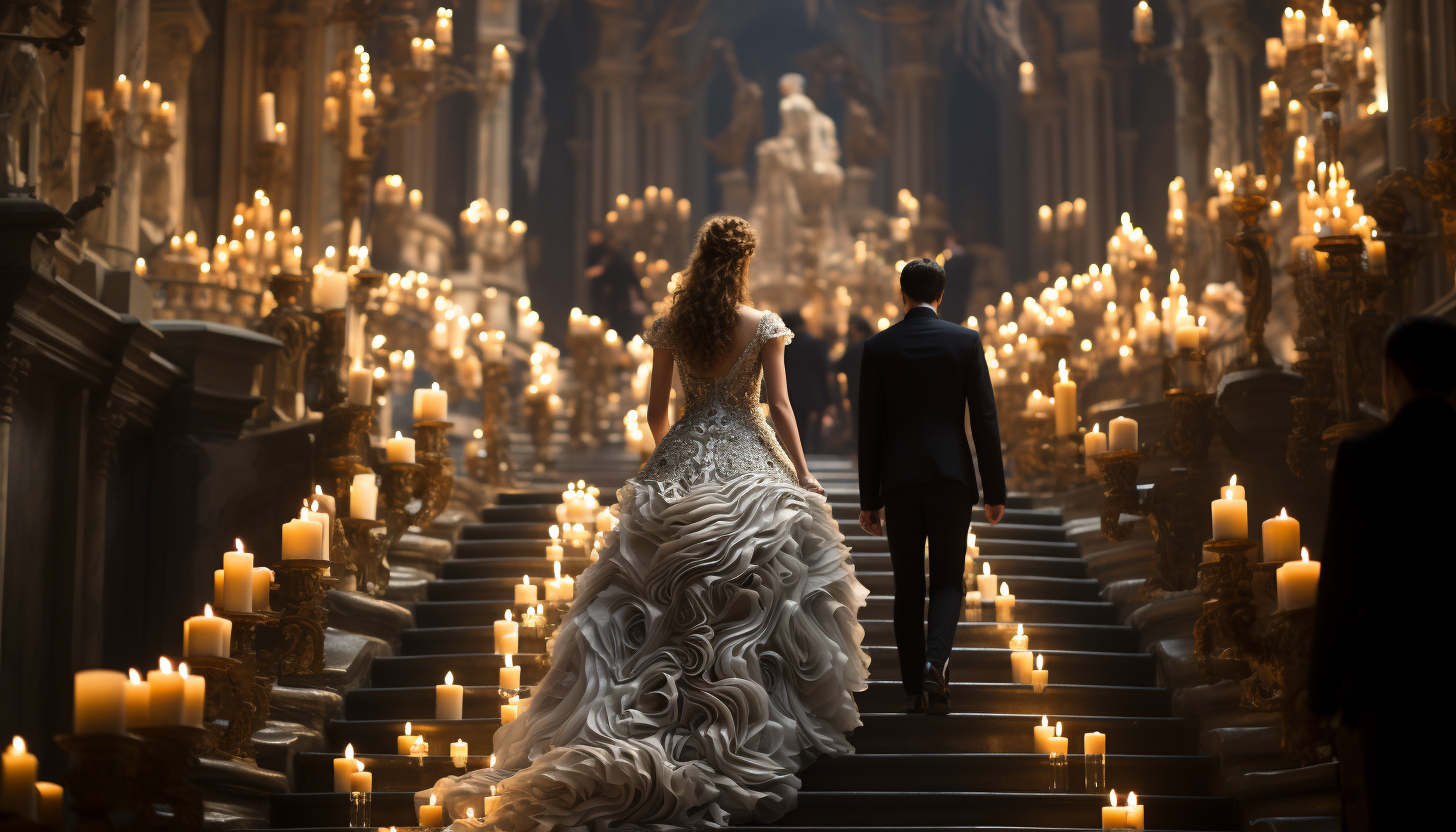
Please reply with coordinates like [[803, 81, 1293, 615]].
[[760, 336, 824, 494], [646, 347, 675, 443]]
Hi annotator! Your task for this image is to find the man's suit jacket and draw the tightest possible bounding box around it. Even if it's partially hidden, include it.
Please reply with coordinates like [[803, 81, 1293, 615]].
[[857, 306, 1007, 512]]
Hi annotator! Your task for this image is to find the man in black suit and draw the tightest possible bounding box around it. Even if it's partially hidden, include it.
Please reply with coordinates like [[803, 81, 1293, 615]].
[[1309, 315, 1456, 832], [857, 258, 1007, 715]]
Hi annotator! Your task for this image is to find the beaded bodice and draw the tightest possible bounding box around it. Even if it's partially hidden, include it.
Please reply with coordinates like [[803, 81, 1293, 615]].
[[637, 312, 798, 493]]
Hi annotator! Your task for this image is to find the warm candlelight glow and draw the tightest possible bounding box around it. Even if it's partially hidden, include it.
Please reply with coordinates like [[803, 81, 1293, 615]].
[[1110, 789, 1118, 807], [1000, 582, 1009, 596], [1301, 547, 1310, 563], [10, 736, 24, 754], [1128, 792, 1139, 807], [983, 562, 990, 576], [1036, 654, 1044, 671], [444, 671, 454, 685], [203, 604, 214, 618], [159, 656, 173, 674], [550, 524, 559, 540], [130, 668, 142, 684]]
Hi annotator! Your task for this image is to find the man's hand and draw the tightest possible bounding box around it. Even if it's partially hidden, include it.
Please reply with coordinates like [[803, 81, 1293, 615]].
[[985, 504, 1005, 526], [859, 509, 884, 536]]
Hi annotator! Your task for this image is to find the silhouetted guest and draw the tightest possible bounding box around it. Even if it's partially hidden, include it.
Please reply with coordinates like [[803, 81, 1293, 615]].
[[780, 311, 833, 455], [585, 229, 644, 339], [1310, 315, 1456, 832], [939, 234, 974, 325], [835, 315, 873, 440]]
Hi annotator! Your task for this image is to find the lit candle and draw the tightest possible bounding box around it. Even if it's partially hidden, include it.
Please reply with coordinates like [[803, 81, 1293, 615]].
[[1276, 548, 1321, 611], [386, 431, 416, 464], [1211, 475, 1248, 539], [1260, 80, 1280, 116], [482, 783, 501, 815], [1047, 721, 1068, 756], [1009, 623, 1028, 651], [558, 565, 574, 603], [596, 508, 615, 534], [333, 745, 357, 792], [306, 499, 332, 561], [1132, 1, 1153, 43], [1033, 716, 1055, 753], [494, 609, 519, 654], [1, 736, 37, 820], [499, 655, 521, 690], [213, 568, 224, 608], [348, 760, 371, 793], [113, 74, 132, 111], [450, 739, 468, 768], [124, 668, 150, 729], [35, 781, 62, 828], [1125, 791, 1145, 830], [183, 604, 232, 658], [545, 561, 564, 602], [500, 696, 519, 724], [1174, 322, 1201, 350], [1010, 649, 1033, 684], [222, 539, 253, 612], [420, 793, 444, 826], [349, 473, 378, 520], [179, 663, 205, 727], [1031, 654, 1049, 692], [414, 382, 448, 421], [964, 590, 982, 618], [1262, 508, 1301, 562], [1108, 416, 1138, 451], [1085, 731, 1106, 755], [1367, 239, 1386, 273], [256, 92, 277, 144], [397, 721, 423, 755], [995, 582, 1016, 622], [252, 567, 272, 611], [436, 671, 464, 719], [546, 524, 563, 561], [515, 574, 538, 606], [1103, 790, 1128, 830], [1085, 423, 1107, 478], [73, 669, 127, 735], [976, 561, 997, 601], [313, 269, 348, 309], [347, 361, 372, 406], [282, 507, 324, 559], [1053, 359, 1077, 435], [148, 658, 186, 725]]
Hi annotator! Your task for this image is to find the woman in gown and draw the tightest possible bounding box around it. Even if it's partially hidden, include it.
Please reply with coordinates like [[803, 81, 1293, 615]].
[[420, 215, 870, 830]]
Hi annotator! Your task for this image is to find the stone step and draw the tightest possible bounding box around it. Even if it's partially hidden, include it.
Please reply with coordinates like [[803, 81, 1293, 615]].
[[442, 551, 1085, 581], [441, 554, 594, 578], [859, 646, 1155, 686], [451, 532, 1081, 560], [325, 717, 501, 755], [828, 492, 1037, 510], [774, 792, 1235, 829], [846, 538, 1084, 558], [453, 540, 592, 560], [369, 653, 549, 688], [848, 712, 1196, 755], [827, 504, 1064, 526]]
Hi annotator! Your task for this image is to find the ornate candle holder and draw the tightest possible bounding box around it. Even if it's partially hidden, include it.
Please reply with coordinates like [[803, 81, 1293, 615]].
[[215, 610, 276, 760], [477, 360, 515, 486], [523, 388, 557, 470], [379, 460, 426, 548], [185, 654, 254, 759], [258, 559, 335, 678], [1226, 194, 1277, 371], [317, 404, 375, 508], [339, 517, 390, 597], [1314, 234, 1387, 441], [54, 733, 144, 832], [129, 725, 212, 829], [1256, 607, 1333, 764], [310, 308, 350, 412], [252, 273, 316, 426], [1166, 347, 1209, 394], [1193, 538, 1262, 684], [1094, 449, 1145, 542], [1008, 411, 1057, 492], [412, 420, 456, 529]]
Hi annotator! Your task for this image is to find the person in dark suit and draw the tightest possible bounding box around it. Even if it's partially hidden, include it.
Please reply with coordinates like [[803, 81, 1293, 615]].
[[834, 315, 873, 441], [939, 234, 974, 325], [1309, 315, 1456, 832], [780, 311, 833, 455], [857, 258, 1007, 715], [586, 230, 645, 339]]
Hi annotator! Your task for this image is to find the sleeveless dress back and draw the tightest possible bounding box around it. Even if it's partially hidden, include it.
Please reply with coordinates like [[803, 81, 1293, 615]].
[[423, 311, 869, 831]]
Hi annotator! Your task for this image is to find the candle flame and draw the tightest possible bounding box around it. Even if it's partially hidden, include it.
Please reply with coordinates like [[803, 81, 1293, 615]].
[[537, 603, 544, 615], [160, 656, 173, 674], [315, 485, 323, 495], [490, 754, 496, 767], [311, 500, 320, 512], [345, 743, 354, 759], [178, 662, 189, 680], [983, 562, 990, 576], [491, 785, 497, 796], [204, 604, 214, 617], [130, 668, 142, 684], [1055, 721, 1062, 737], [1036, 654, 1044, 671], [1093, 422, 1099, 432], [1301, 547, 1310, 563], [1017, 624, 1024, 636], [432, 382, 440, 391], [300, 507, 310, 522], [1110, 789, 1118, 807], [444, 671, 454, 685], [395, 431, 403, 439], [235, 538, 245, 551], [466, 808, 475, 819], [554, 561, 562, 580], [1280, 507, 1288, 518], [523, 575, 531, 586], [12, 736, 25, 754], [356, 760, 364, 772], [550, 524, 560, 540], [405, 722, 411, 735], [505, 609, 513, 622], [1230, 474, 1237, 487], [1000, 581, 1010, 596], [1041, 715, 1048, 727], [430, 794, 437, 807], [1127, 792, 1139, 807]]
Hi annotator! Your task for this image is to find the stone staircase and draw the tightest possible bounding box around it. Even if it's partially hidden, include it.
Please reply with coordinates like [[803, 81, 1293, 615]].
[[260, 456, 1237, 831]]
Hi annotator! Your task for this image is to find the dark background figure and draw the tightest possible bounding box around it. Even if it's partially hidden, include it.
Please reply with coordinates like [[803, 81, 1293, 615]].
[[939, 233, 974, 325], [779, 311, 834, 455], [584, 228, 645, 339], [835, 314, 873, 444], [1309, 315, 1456, 832]]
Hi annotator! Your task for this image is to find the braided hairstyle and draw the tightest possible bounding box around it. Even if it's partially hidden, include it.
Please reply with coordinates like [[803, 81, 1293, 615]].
[[666, 216, 757, 371]]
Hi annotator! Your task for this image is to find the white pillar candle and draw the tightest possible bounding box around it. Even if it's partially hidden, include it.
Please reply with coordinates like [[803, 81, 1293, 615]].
[[995, 582, 1016, 622], [1033, 716, 1055, 753], [1221, 474, 1245, 500], [1108, 416, 1138, 451], [1047, 722, 1068, 756], [1009, 624, 1029, 651], [500, 696, 519, 724], [311, 485, 336, 521], [499, 655, 521, 690], [1085, 731, 1106, 755], [545, 561, 563, 602], [976, 562, 998, 600], [596, 508, 615, 534], [148, 658, 186, 725], [183, 605, 232, 658], [349, 473, 378, 520], [282, 508, 323, 559], [436, 671, 464, 719], [1277, 548, 1321, 611], [1103, 791, 1128, 829], [1173, 324, 1201, 349], [1211, 476, 1248, 539], [1084, 424, 1107, 478], [1031, 654, 1048, 692], [450, 739, 468, 768], [546, 524, 563, 561], [124, 669, 150, 729], [494, 609, 519, 654], [559, 572, 575, 602], [1010, 649, 1033, 684], [314, 270, 348, 309], [179, 664, 205, 727], [1125, 792, 1145, 830], [213, 569, 224, 608], [252, 567, 273, 611], [306, 500, 332, 561], [514, 575, 538, 606], [419, 794, 445, 826], [73, 669, 127, 735], [35, 781, 62, 827], [1262, 508, 1301, 562], [386, 431, 415, 463], [964, 590, 982, 617], [1, 736, 37, 820], [415, 383, 448, 421], [348, 763, 371, 793], [1053, 360, 1077, 435], [347, 361, 373, 406], [396, 722, 423, 755], [333, 745, 357, 792], [222, 540, 253, 612]]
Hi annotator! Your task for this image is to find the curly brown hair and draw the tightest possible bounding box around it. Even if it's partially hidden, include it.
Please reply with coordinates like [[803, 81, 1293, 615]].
[[665, 216, 757, 371]]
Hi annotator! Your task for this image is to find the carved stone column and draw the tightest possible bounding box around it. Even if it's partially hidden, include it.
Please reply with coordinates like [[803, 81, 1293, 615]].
[[77, 396, 130, 667], [581, 1, 642, 216], [887, 61, 940, 198], [258, 11, 307, 210], [146, 0, 211, 236], [475, 0, 522, 210], [1059, 48, 1114, 266], [639, 88, 692, 192], [107, 0, 150, 259], [0, 344, 32, 656], [1194, 0, 1257, 178]]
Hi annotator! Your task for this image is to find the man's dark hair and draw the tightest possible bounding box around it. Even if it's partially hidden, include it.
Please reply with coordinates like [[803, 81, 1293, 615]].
[[780, 310, 806, 334], [899, 258, 946, 304], [847, 314, 872, 337], [1385, 315, 1456, 396]]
